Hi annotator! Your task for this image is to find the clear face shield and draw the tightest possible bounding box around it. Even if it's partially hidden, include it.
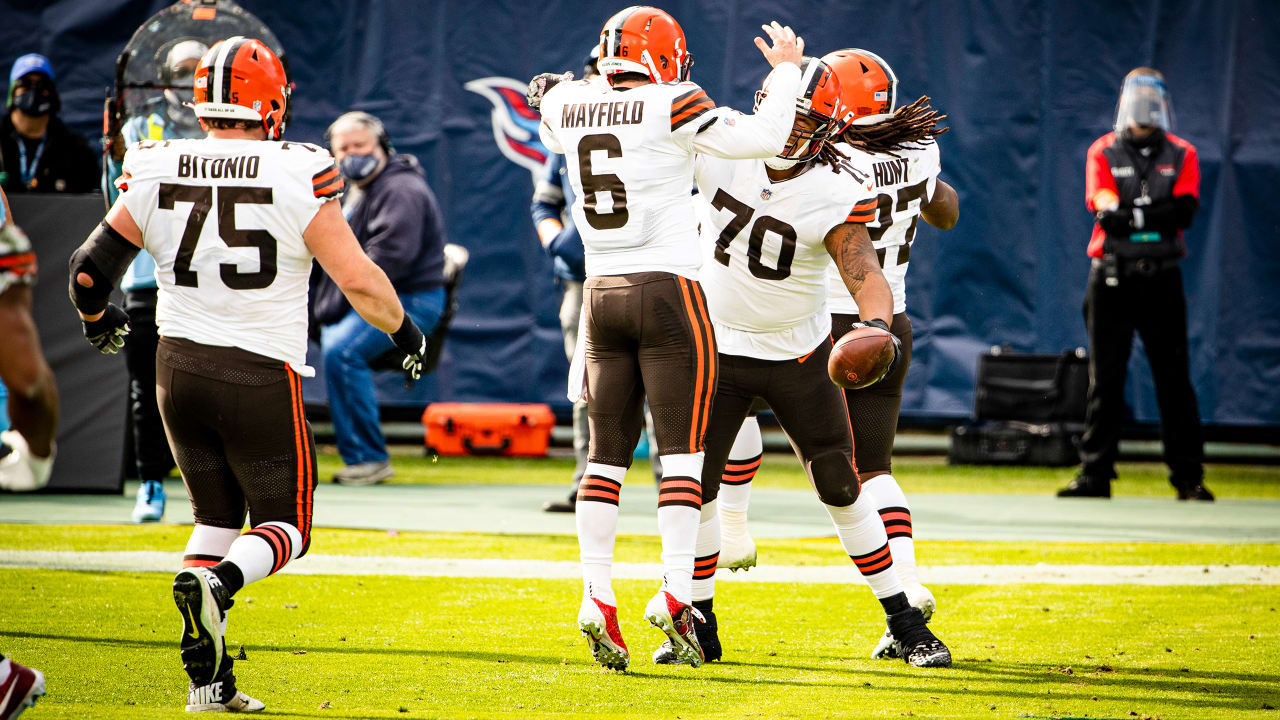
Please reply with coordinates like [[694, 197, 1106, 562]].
[[1114, 72, 1174, 135], [160, 40, 207, 134]]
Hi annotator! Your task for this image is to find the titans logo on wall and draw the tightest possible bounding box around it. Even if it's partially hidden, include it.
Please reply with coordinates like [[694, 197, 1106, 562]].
[[465, 77, 549, 175]]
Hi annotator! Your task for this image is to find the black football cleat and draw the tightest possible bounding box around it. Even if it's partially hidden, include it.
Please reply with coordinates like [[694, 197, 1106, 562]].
[[174, 568, 233, 686], [541, 498, 576, 513], [1056, 475, 1111, 498], [1175, 482, 1214, 502], [887, 607, 952, 668]]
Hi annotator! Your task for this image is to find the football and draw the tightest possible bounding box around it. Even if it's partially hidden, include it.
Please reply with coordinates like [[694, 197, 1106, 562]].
[[828, 325, 895, 389]]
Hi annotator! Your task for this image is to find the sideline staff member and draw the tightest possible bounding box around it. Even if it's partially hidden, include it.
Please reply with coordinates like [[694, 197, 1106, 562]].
[[1058, 68, 1211, 501]]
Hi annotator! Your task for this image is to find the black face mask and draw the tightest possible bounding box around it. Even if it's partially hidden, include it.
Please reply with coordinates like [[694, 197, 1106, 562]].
[[1122, 126, 1164, 149], [12, 87, 55, 117]]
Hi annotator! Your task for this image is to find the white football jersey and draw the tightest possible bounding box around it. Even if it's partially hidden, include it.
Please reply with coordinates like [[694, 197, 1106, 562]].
[[538, 64, 801, 279], [825, 140, 940, 315], [118, 138, 343, 375], [696, 156, 871, 360]]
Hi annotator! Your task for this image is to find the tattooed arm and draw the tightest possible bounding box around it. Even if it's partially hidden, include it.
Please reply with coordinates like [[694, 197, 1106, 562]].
[[823, 221, 893, 324]]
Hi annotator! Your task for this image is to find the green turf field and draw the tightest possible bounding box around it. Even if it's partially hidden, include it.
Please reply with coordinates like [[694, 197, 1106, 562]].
[[2, 453, 1277, 719], [321, 452, 1280, 499]]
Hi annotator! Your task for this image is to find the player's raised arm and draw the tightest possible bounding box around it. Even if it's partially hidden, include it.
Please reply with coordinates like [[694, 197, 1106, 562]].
[[303, 198, 427, 379], [691, 22, 804, 160], [921, 179, 959, 230]]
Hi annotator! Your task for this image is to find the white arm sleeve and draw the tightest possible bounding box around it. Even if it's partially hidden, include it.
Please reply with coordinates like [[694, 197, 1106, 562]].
[[539, 119, 564, 154], [691, 62, 801, 160]]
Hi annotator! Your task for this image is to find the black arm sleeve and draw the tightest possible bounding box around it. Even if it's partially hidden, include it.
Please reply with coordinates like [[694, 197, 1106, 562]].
[[1140, 194, 1198, 232], [68, 221, 140, 314]]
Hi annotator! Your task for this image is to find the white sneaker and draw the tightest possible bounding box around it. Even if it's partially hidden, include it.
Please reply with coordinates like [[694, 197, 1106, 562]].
[[0, 430, 54, 492], [717, 509, 757, 571], [333, 460, 393, 486]]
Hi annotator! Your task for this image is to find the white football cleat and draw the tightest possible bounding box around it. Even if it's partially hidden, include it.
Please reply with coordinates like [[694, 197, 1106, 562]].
[[186, 686, 264, 713], [906, 584, 937, 623], [578, 595, 629, 671], [717, 509, 757, 571], [0, 430, 54, 492], [643, 591, 705, 668]]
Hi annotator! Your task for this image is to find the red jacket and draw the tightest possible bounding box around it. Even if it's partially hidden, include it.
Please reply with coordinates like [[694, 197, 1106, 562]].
[[1084, 130, 1200, 258]]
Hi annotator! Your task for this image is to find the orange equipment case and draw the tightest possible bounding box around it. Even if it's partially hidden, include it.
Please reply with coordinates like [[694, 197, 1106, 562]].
[[422, 403, 555, 457]]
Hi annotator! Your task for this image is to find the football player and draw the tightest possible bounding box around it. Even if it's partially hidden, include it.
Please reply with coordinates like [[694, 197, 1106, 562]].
[[0, 186, 58, 494], [67, 38, 428, 712], [653, 56, 951, 668], [532, 7, 804, 670], [714, 49, 959, 659]]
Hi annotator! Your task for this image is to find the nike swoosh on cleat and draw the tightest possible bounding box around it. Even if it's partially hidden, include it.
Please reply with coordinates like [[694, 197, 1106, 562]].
[[184, 604, 201, 639]]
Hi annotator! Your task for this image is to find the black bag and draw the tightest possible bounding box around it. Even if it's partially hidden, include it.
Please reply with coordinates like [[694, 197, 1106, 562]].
[[974, 347, 1088, 423], [948, 421, 1082, 466]]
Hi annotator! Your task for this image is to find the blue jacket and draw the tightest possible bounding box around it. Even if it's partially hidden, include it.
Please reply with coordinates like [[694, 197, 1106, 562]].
[[313, 153, 446, 325], [530, 153, 585, 282]]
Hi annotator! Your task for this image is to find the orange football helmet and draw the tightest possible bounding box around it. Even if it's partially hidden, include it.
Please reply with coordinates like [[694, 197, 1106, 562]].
[[598, 6, 692, 84], [754, 57, 844, 165], [822, 48, 898, 127], [192, 36, 289, 140]]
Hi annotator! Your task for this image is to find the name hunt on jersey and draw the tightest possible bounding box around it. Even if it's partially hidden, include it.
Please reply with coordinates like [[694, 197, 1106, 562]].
[[825, 140, 941, 316]]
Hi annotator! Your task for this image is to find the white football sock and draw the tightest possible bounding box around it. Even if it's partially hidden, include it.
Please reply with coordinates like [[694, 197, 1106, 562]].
[[824, 494, 902, 599], [182, 525, 240, 568], [691, 499, 720, 602], [657, 452, 704, 605], [224, 521, 303, 586], [0, 657, 10, 686], [577, 462, 625, 606], [863, 474, 920, 587], [718, 416, 762, 520]]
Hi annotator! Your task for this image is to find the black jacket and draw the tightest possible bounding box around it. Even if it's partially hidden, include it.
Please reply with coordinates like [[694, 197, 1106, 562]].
[[312, 153, 447, 325], [0, 113, 99, 193]]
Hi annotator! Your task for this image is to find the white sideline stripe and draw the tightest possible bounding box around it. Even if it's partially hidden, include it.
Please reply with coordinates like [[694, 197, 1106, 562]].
[[0, 551, 1276, 585]]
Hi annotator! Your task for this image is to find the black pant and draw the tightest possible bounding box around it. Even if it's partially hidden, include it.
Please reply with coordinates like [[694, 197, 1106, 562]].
[[1078, 262, 1203, 485], [156, 337, 316, 555], [701, 338, 859, 509], [123, 289, 175, 481]]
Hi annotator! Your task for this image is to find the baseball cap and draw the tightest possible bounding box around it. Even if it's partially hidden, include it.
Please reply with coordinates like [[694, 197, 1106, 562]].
[[9, 53, 55, 85]]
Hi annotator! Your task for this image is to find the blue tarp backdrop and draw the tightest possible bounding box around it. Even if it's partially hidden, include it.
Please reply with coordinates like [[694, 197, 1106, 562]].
[[2, 0, 1277, 427]]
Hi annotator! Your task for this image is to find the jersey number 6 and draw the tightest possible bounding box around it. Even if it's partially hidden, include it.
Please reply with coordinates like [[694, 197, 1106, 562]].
[[158, 183, 278, 290], [577, 134, 629, 230]]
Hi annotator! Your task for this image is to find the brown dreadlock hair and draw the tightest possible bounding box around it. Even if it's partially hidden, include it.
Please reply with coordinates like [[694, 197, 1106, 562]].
[[839, 94, 949, 157], [815, 138, 853, 175]]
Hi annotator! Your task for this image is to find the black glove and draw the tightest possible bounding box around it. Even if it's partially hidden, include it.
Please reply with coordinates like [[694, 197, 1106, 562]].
[[1096, 208, 1134, 235], [526, 71, 573, 110], [389, 315, 426, 382], [82, 303, 130, 354], [850, 317, 903, 387]]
